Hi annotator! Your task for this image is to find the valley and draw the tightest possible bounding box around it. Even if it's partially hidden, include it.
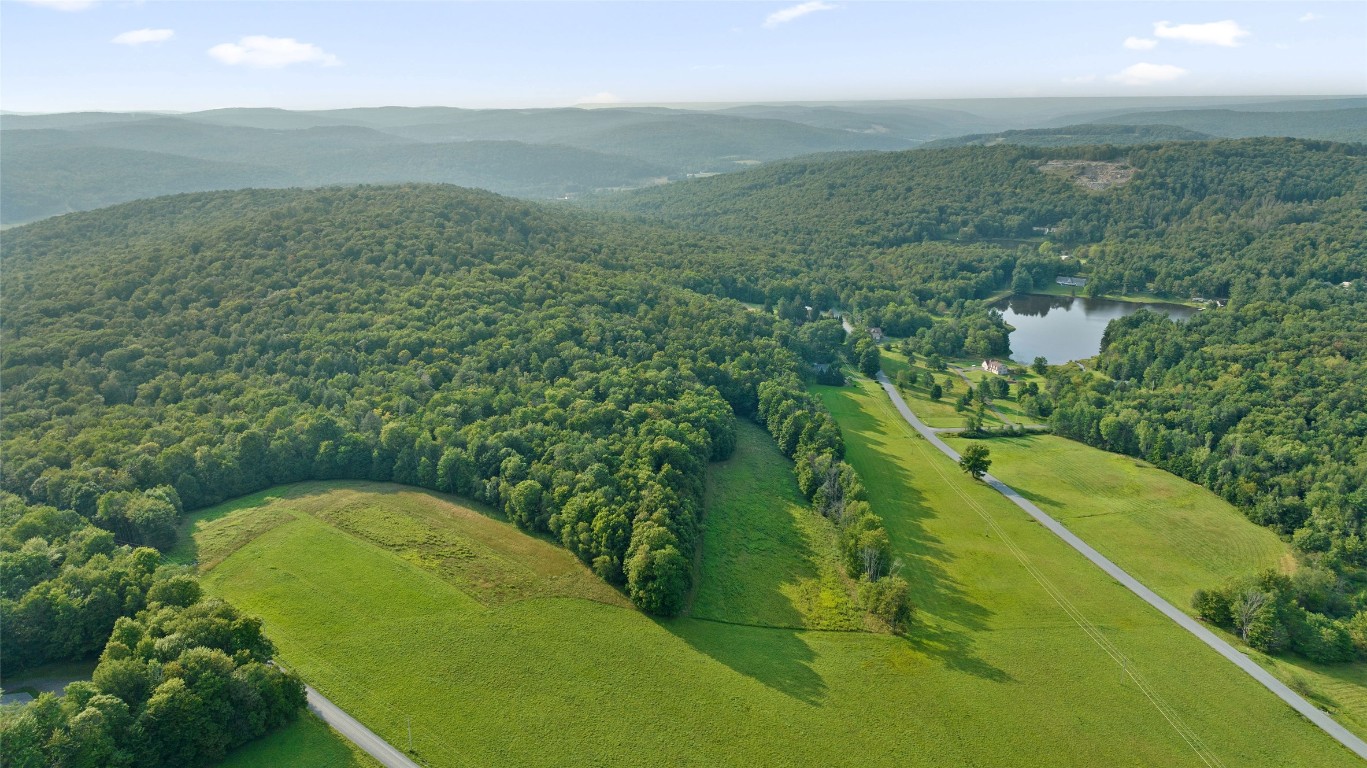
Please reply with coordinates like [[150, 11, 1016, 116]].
[[2, 89, 1363, 766]]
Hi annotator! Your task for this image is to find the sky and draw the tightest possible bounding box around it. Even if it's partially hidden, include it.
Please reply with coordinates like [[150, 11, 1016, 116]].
[[2, 1, 1364, 112]]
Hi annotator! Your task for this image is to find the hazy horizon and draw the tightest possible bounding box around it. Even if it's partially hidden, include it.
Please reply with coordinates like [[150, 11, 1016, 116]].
[[4, 93, 1365, 118], [3, 1, 1363, 113]]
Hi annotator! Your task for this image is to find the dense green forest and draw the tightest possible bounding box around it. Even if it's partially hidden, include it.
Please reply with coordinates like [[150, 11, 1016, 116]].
[[1, 185, 907, 631]]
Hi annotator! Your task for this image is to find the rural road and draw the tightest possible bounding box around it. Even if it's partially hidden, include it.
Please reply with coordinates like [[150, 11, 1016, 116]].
[[306, 685, 422, 768], [873, 370, 1367, 761]]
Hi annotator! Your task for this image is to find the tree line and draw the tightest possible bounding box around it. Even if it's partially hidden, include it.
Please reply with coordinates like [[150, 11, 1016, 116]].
[[2, 185, 906, 622]]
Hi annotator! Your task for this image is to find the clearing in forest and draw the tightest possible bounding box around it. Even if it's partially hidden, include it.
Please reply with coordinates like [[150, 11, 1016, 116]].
[[691, 421, 863, 629], [1037, 159, 1136, 190]]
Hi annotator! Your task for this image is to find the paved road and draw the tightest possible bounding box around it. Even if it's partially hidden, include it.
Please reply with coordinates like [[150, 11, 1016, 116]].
[[306, 685, 422, 768], [873, 370, 1367, 761]]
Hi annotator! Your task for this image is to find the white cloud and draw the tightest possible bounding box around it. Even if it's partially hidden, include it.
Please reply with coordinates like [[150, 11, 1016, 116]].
[[1108, 62, 1189, 86], [1062, 74, 1097, 84], [579, 92, 621, 104], [20, 0, 97, 10], [112, 28, 174, 46], [1123, 36, 1158, 51], [1153, 20, 1250, 47], [763, 1, 837, 29], [208, 36, 341, 68], [1299, 13, 1322, 23]]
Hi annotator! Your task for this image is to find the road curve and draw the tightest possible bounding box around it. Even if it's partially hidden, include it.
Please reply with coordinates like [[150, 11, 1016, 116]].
[[306, 685, 422, 768], [872, 370, 1367, 761]]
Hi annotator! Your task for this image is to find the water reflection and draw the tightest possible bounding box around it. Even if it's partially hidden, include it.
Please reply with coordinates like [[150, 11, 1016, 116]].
[[993, 294, 1199, 364]]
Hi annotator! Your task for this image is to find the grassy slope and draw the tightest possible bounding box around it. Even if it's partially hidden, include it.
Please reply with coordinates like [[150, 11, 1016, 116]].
[[691, 421, 862, 630], [965, 431, 1367, 739], [195, 438, 1356, 766], [816, 377, 1358, 767], [966, 434, 1290, 603]]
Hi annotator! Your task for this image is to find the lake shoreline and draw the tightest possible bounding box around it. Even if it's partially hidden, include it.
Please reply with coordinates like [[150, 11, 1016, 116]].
[[995, 293, 1199, 364]]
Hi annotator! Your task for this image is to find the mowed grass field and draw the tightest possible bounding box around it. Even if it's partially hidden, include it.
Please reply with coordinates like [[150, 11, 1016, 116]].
[[816, 377, 1359, 767], [192, 421, 1358, 766], [957, 431, 1367, 740], [965, 433, 1291, 605]]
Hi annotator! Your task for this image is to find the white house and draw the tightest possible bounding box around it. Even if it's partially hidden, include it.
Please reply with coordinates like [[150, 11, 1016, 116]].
[[982, 359, 1010, 376]]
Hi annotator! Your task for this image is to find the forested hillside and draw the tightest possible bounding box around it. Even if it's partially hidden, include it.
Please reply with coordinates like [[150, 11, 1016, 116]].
[[605, 138, 1367, 662], [606, 138, 1365, 297], [1093, 107, 1367, 143], [919, 123, 1213, 149], [1, 185, 911, 625]]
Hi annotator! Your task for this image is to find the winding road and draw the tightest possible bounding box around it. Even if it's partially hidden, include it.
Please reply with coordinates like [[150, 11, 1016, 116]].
[[306, 685, 421, 768], [872, 369, 1367, 760]]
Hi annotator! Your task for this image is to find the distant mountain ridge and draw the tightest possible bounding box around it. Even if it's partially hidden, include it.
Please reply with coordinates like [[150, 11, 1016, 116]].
[[4, 97, 1363, 226], [920, 124, 1214, 149]]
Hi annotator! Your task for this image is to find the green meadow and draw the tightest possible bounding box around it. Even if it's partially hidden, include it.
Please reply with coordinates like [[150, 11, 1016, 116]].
[[961, 431, 1367, 739], [191, 401, 1357, 766], [691, 421, 863, 630]]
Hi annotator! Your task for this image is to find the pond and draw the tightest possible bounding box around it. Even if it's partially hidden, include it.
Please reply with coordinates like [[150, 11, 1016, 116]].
[[993, 294, 1200, 364]]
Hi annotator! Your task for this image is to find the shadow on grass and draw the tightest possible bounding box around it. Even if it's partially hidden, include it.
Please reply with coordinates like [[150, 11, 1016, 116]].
[[818, 385, 1014, 685], [661, 617, 827, 705]]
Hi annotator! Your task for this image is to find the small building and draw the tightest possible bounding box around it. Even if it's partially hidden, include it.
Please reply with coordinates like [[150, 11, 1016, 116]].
[[1056, 276, 1087, 287], [982, 359, 1010, 376], [869, 327, 885, 342]]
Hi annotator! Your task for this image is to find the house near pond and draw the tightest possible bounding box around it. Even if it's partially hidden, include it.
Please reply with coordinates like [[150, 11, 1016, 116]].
[[869, 327, 885, 342], [1056, 276, 1087, 287]]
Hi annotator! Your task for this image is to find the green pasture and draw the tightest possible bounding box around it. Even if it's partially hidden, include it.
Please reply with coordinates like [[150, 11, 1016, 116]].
[[958, 430, 1367, 739], [816, 376, 1357, 767], [193, 408, 1357, 766], [878, 351, 971, 428], [962, 433, 1291, 604]]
